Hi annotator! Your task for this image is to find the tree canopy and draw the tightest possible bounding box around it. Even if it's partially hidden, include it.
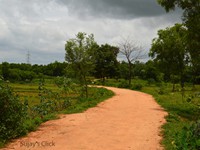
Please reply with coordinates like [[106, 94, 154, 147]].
[[157, 0, 200, 82], [149, 24, 188, 88], [93, 44, 119, 82], [65, 32, 98, 97]]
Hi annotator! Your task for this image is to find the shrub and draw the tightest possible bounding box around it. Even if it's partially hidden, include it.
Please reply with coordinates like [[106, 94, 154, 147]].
[[117, 81, 130, 88], [131, 83, 143, 91], [158, 87, 165, 95], [147, 78, 156, 85], [0, 82, 26, 144], [173, 121, 200, 150]]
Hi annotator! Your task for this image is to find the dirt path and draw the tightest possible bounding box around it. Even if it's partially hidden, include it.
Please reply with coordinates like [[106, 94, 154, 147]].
[[2, 87, 167, 150]]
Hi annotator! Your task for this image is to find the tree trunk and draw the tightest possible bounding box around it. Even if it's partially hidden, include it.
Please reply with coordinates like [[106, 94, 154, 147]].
[[180, 72, 185, 89], [128, 61, 132, 87], [83, 73, 88, 98]]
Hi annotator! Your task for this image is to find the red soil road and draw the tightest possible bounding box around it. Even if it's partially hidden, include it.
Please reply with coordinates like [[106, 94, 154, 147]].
[[2, 86, 168, 150]]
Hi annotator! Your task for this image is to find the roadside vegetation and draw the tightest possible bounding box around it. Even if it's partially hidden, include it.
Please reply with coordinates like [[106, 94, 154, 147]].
[[0, 77, 114, 147], [94, 78, 200, 149], [0, 0, 199, 149]]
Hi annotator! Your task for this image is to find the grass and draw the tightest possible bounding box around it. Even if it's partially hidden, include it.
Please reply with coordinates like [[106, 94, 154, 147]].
[[9, 82, 60, 107], [9, 82, 114, 109], [3, 78, 200, 149], [142, 85, 200, 149], [63, 87, 114, 114], [95, 79, 200, 150], [0, 80, 114, 148]]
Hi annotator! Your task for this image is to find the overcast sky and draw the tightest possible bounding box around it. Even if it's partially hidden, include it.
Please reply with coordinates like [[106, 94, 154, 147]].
[[0, 0, 182, 64]]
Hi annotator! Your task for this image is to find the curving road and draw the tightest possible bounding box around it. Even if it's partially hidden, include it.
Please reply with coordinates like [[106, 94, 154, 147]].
[[2, 86, 167, 150]]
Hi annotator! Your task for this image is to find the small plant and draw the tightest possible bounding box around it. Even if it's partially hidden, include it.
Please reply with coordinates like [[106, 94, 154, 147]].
[[30, 78, 73, 118]]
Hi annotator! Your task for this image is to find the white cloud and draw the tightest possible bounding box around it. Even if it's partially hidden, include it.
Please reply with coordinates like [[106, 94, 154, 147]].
[[0, 0, 182, 64]]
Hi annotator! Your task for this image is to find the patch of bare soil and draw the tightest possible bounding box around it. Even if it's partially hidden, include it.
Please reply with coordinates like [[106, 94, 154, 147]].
[[2, 87, 167, 150]]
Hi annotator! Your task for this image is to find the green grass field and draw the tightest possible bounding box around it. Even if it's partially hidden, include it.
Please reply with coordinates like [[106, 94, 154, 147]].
[[9, 82, 59, 106]]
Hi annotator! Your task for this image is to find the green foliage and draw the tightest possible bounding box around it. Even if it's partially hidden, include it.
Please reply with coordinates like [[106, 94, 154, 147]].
[[162, 116, 200, 150], [0, 62, 68, 83], [157, 87, 165, 95], [142, 84, 200, 150], [54, 77, 77, 94], [1, 62, 9, 80], [95, 78, 200, 150], [150, 24, 188, 88], [9, 69, 36, 82], [44, 61, 67, 76], [117, 80, 130, 88], [23, 117, 42, 132], [0, 76, 114, 147], [131, 83, 143, 91], [118, 61, 129, 80], [157, 0, 200, 85], [147, 78, 156, 85], [30, 79, 72, 118], [64, 87, 114, 114], [65, 32, 98, 97], [144, 60, 163, 82], [93, 44, 119, 80], [0, 82, 27, 144], [172, 121, 200, 150]]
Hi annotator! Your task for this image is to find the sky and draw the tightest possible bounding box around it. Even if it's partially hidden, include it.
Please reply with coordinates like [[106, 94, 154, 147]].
[[0, 0, 182, 64]]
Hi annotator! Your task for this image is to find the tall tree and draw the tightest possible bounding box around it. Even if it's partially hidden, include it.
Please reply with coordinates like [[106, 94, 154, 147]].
[[65, 32, 97, 97], [119, 38, 145, 86], [93, 44, 119, 83], [149, 24, 188, 90], [157, 0, 200, 85]]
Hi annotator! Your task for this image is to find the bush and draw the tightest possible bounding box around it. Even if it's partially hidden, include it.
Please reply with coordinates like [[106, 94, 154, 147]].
[[173, 121, 200, 150], [147, 78, 156, 85], [131, 83, 143, 91], [0, 82, 26, 144], [158, 87, 165, 95], [117, 81, 130, 88]]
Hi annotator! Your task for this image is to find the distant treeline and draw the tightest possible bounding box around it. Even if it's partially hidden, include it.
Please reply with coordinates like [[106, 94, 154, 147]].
[[0, 61, 67, 82], [0, 60, 199, 84]]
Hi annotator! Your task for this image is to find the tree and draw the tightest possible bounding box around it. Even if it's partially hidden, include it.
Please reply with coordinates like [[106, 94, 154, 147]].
[[65, 32, 97, 97], [2, 62, 9, 80], [119, 38, 145, 86], [157, 0, 200, 85], [143, 60, 163, 82], [149, 24, 188, 90], [93, 44, 119, 83]]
